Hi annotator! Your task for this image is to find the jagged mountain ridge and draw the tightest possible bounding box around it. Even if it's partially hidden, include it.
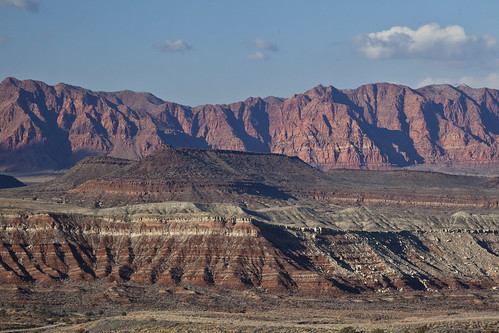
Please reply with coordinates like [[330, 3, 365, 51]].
[[1, 77, 498, 172]]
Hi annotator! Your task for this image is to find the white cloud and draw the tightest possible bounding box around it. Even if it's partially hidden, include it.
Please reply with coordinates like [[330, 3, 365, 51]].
[[246, 52, 265, 61], [245, 38, 278, 61], [417, 77, 453, 87], [0, 0, 39, 12], [353, 23, 498, 66], [154, 39, 192, 53], [459, 73, 499, 89], [417, 73, 499, 89], [250, 38, 279, 52]]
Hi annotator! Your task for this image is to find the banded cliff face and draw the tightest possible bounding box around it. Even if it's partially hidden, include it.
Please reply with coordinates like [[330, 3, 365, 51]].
[[0, 211, 497, 294], [1, 77, 498, 172]]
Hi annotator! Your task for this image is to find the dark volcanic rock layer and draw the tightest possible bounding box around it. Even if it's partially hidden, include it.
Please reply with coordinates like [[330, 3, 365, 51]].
[[1, 77, 498, 173]]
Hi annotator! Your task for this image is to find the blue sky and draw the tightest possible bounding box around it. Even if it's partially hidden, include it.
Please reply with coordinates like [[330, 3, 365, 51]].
[[1, 0, 498, 106]]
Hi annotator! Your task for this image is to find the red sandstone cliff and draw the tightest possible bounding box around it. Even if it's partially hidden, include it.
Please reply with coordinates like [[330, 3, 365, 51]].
[[1, 77, 498, 172]]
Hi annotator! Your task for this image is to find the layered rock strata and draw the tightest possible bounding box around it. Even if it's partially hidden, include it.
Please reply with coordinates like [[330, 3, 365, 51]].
[[0, 211, 497, 295]]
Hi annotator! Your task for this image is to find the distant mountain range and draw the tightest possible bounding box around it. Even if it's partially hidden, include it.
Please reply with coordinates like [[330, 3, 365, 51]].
[[1, 77, 498, 173]]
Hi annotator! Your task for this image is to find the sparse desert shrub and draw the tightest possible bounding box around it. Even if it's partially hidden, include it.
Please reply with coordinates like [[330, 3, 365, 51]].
[[484, 329, 498, 333], [371, 329, 385, 333], [415, 325, 428, 333], [0, 308, 6, 317], [76, 329, 88, 333], [85, 311, 94, 317], [98, 309, 104, 315], [339, 327, 358, 333], [164, 321, 179, 328], [121, 311, 127, 316]]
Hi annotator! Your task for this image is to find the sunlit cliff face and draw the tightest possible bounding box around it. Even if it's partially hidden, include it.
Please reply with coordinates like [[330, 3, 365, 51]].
[[1, 78, 498, 174]]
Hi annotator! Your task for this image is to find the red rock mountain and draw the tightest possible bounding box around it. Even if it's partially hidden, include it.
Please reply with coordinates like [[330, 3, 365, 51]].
[[1, 77, 498, 172]]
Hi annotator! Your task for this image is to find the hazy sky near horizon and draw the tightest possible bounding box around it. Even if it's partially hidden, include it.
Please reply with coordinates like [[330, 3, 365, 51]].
[[1, 0, 498, 106]]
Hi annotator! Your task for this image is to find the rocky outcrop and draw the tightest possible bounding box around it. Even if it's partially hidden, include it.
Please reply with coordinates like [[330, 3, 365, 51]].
[[0, 211, 497, 294], [1, 78, 498, 173]]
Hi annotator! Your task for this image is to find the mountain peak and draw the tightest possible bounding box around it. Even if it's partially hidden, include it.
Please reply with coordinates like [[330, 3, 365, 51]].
[[263, 96, 285, 105], [304, 84, 328, 98], [1, 76, 21, 87]]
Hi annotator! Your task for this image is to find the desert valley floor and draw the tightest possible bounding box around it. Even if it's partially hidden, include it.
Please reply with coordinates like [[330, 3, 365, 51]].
[[0, 147, 497, 332]]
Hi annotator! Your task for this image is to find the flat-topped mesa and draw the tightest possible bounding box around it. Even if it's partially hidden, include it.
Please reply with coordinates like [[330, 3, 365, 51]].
[[117, 144, 319, 180], [1, 78, 498, 173], [62, 145, 326, 208]]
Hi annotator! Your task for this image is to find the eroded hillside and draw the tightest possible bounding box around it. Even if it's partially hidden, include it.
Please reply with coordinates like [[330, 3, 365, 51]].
[[0, 201, 497, 295]]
